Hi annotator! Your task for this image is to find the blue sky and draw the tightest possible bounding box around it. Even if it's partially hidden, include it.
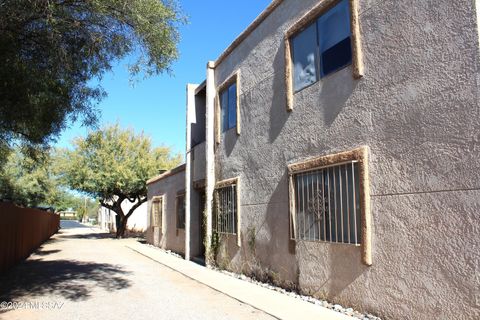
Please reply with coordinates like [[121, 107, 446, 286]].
[[55, 0, 272, 158]]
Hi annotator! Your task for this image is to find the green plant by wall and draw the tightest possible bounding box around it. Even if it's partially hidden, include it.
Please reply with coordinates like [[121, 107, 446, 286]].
[[247, 226, 256, 255]]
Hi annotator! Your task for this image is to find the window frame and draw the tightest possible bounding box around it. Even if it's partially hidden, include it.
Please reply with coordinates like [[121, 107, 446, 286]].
[[288, 146, 371, 266], [151, 195, 164, 231], [176, 191, 186, 230], [214, 177, 241, 247], [285, 0, 363, 111], [215, 71, 241, 144]]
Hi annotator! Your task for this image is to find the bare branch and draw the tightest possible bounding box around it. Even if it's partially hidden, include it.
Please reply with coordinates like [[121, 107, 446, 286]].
[[125, 196, 146, 219]]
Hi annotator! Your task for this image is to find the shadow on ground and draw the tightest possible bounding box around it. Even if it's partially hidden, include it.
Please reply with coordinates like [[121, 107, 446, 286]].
[[0, 258, 132, 309], [33, 249, 62, 256]]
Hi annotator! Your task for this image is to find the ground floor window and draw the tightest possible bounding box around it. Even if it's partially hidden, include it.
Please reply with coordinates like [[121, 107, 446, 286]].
[[288, 146, 372, 265], [292, 162, 361, 244], [214, 179, 238, 235]]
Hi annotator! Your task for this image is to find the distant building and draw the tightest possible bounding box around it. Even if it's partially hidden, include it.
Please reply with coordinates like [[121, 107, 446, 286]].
[[146, 164, 187, 256], [97, 199, 147, 233], [57, 210, 76, 219]]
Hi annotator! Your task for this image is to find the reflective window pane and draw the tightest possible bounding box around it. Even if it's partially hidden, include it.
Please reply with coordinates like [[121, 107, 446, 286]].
[[228, 83, 237, 129], [220, 83, 237, 132], [292, 23, 318, 92], [220, 89, 229, 132]]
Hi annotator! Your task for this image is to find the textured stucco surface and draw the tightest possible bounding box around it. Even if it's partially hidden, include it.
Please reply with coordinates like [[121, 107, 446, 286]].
[[146, 169, 186, 255], [186, 84, 207, 260], [189, 143, 206, 259], [193, 142, 206, 183], [210, 0, 480, 319]]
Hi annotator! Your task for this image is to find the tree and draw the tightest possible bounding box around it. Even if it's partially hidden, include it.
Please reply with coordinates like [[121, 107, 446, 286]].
[[0, 148, 58, 207], [61, 124, 182, 237], [73, 197, 99, 222], [0, 0, 184, 164]]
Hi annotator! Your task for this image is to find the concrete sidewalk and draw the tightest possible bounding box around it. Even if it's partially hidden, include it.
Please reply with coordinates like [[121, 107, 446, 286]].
[[126, 241, 355, 320]]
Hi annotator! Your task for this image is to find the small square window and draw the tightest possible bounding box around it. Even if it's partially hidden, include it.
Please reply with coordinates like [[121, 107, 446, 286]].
[[220, 82, 237, 132]]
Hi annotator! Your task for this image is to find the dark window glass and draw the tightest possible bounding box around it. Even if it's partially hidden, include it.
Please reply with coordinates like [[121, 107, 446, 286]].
[[318, 0, 351, 77], [220, 82, 237, 132], [228, 84, 237, 129], [220, 90, 229, 132]]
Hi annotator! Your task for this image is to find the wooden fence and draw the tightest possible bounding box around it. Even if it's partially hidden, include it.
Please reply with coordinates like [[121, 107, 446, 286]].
[[0, 202, 60, 273]]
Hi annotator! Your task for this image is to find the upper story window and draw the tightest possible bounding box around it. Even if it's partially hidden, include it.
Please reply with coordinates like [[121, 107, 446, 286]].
[[292, 0, 352, 92], [220, 82, 237, 132], [285, 0, 363, 110], [216, 71, 241, 143]]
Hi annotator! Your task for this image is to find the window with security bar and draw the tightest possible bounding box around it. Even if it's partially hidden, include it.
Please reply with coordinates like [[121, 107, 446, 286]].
[[214, 184, 237, 234], [292, 161, 361, 244], [151, 197, 163, 228]]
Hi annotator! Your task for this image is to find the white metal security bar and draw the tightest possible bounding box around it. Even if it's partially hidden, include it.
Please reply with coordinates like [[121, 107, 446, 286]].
[[215, 185, 237, 234], [293, 161, 361, 244]]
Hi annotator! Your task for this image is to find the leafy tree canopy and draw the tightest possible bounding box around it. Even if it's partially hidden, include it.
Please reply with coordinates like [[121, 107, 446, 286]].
[[0, 0, 184, 160], [0, 146, 102, 220], [60, 124, 182, 237], [0, 147, 58, 207]]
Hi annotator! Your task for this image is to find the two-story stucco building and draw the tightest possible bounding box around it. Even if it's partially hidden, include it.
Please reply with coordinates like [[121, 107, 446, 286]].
[[146, 1, 480, 319]]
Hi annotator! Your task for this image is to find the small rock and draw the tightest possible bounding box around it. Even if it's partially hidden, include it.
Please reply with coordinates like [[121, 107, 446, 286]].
[[333, 304, 343, 311]]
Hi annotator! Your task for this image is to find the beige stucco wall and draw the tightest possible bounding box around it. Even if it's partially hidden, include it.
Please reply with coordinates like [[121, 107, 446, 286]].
[[97, 201, 147, 232], [146, 167, 186, 255], [210, 0, 480, 319], [193, 142, 206, 183]]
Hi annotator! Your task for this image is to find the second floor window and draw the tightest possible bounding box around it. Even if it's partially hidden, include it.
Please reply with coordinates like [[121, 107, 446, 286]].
[[220, 82, 237, 132], [292, 0, 352, 92]]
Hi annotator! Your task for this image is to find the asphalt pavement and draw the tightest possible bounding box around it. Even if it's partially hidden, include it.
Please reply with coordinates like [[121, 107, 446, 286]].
[[0, 221, 274, 320]]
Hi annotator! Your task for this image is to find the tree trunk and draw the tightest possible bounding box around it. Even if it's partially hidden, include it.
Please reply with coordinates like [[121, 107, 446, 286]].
[[116, 214, 128, 238]]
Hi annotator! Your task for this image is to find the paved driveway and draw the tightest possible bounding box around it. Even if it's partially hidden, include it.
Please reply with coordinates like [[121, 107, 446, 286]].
[[0, 222, 274, 320]]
